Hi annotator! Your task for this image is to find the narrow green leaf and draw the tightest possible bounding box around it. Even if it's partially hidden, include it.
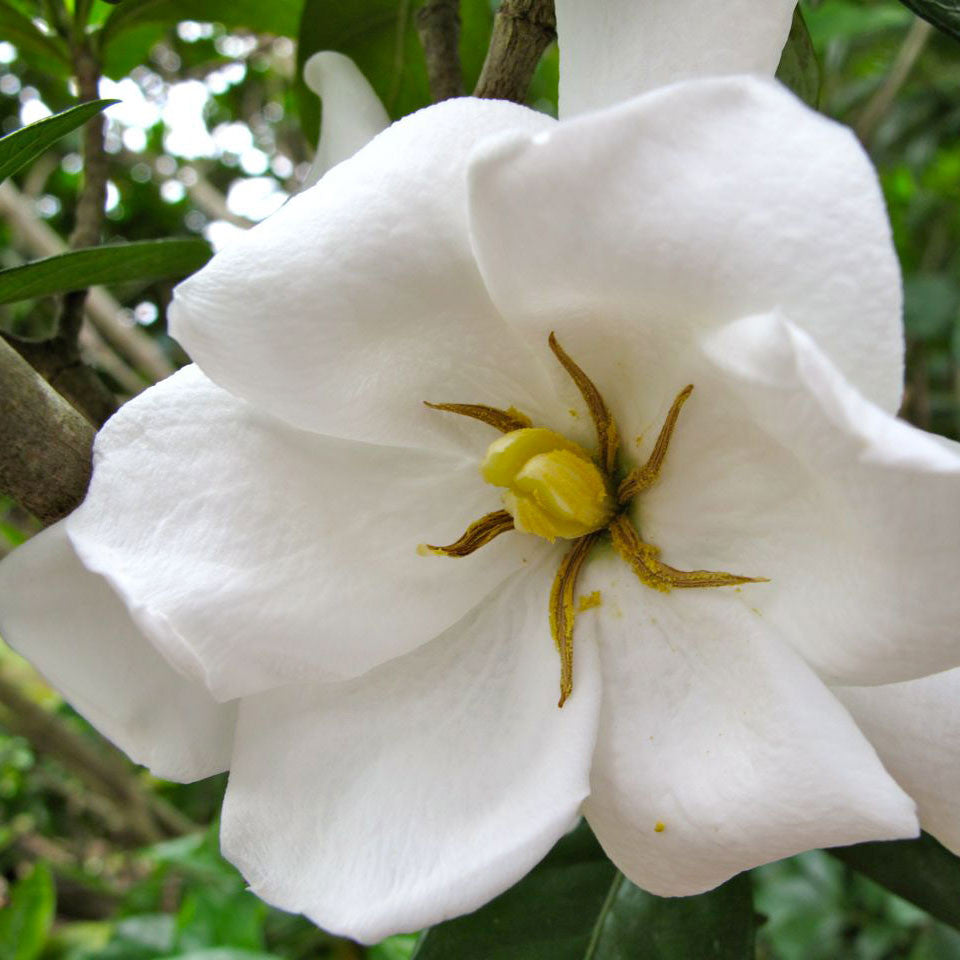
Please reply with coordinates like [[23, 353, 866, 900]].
[[101, 0, 301, 49], [296, 0, 493, 144], [0, 238, 212, 305], [831, 832, 960, 932], [0, 862, 56, 960], [897, 0, 960, 43], [0, 0, 70, 76], [0, 99, 116, 185], [776, 8, 821, 107], [412, 822, 755, 960]]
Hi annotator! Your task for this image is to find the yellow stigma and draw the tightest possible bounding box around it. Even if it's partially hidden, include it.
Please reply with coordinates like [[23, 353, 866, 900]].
[[481, 428, 614, 542]]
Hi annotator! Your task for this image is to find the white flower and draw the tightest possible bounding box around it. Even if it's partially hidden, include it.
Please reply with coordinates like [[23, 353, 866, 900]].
[[3, 0, 960, 944]]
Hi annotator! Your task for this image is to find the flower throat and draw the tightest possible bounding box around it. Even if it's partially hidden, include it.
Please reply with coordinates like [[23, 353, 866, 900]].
[[422, 334, 766, 707]]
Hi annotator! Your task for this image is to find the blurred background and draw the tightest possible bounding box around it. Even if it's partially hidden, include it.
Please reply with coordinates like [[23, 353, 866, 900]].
[[0, 0, 958, 956]]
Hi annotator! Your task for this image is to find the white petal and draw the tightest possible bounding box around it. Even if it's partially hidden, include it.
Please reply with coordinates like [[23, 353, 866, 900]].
[[468, 75, 903, 416], [302, 52, 390, 187], [0, 523, 235, 782], [699, 313, 960, 685], [836, 670, 960, 855], [556, 0, 796, 117], [220, 559, 601, 943], [579, 554, 917, 897], [66, 366, 545, 701], [170, 98, 559, 455]]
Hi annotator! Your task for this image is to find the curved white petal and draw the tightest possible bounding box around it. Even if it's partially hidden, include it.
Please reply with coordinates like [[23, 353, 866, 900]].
[[170, 98, 559, 456], [579, 554, 917, 897], [66, 366, 546, 702], [695, 313, 960, 685], [302, 51, 390, 187], [221, 559, 601, 943], [0, 523, 235, 782], [556, 0, 796, 117], [468, 75, 903, 418], [836, 670, 960, 856]]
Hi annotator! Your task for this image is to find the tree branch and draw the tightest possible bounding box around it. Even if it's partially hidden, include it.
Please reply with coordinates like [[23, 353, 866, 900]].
[[416, 0, 464, 102], [0, 336, 94, 524], [855, 17, 933, 146], [473, 0, 555, 103], [8, 336, 119, 427], [60, 48, 108, 341], [0, 672, 197, 843]]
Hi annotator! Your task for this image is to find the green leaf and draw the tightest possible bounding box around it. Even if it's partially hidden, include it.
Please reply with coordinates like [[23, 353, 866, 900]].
[[370, 935, 420, 960], [0, 862, 56, 960], [831, 833, 960, 933], [0, 238, 212, 305], [0, 99, 117, 185], [296, 0, 493, 145], [0, 1, 70, 76], [776, 8, 821, 107], [100, 0, 302, 50], [101, 22, 169, 79], [897, 0, 960, 43], [585, 872, 755, 959], [411, 822, 755, 960]]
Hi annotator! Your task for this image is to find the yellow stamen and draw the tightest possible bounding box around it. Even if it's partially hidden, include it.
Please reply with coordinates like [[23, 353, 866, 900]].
[[423, 401, 532, 434], [618, 385, 694, 504], [548, 332, 619, 474], [550, 533, 599, 708], [608, 515, 767, 592], [420, 510, 515, 558]]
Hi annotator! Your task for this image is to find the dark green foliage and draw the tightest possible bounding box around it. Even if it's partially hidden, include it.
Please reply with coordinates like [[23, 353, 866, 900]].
[[0, 1, 69, 75], [101, 0, 303, 50], [413, 821, 756, 960], [755, 848, 960, 959], [831, 833, 960, 932], [898, 0, 960, 41], [296, 0, 494, 144], [777, 8, 822, 105]]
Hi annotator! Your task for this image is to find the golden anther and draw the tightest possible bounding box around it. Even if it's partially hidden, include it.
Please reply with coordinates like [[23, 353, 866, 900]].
[[609, 515, 767, 592], [618, 385, 694, 504], [550, 532, 600, 708], [548, 332, 619, 474], [420, 510, 515, 558], [422, 402, 532, 434]]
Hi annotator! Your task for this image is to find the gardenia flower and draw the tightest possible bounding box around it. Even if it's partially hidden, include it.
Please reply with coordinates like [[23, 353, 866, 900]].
[[3, 0, 960, 944]]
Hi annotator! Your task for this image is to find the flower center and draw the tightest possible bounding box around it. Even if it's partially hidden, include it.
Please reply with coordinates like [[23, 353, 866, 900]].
[[481, 428, 614, 541], [422, 333, 767, 707]]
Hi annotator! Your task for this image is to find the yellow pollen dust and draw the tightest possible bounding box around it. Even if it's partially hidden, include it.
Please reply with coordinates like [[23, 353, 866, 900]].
[[654, 821, 666, 833], [421, 333, 768, 709], [578, 590, 602, 612]]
